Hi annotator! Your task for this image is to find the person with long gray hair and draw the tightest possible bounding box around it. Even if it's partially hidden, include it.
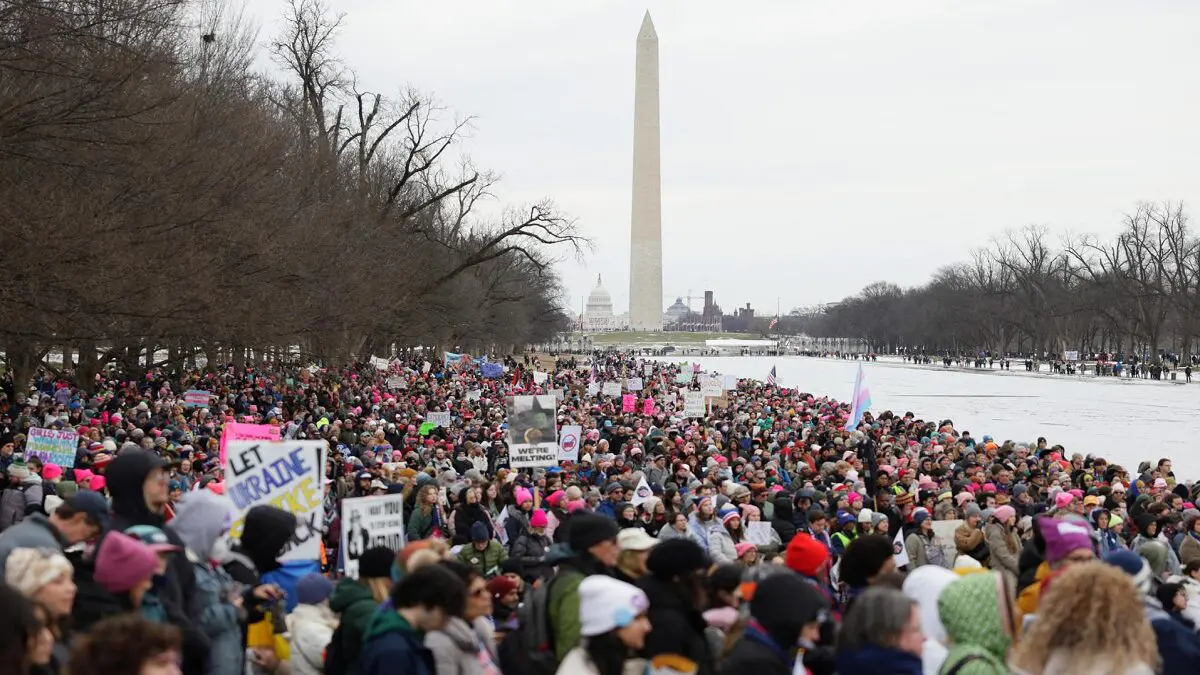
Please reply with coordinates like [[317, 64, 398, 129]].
[[834, 587, 925, 675]]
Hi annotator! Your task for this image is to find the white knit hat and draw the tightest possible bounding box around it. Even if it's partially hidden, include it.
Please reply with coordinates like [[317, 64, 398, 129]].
[[5, 548, 73, 597], [578, 576, 649, 637]]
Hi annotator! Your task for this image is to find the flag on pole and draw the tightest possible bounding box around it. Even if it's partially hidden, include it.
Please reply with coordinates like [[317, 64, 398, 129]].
[[844, 362, 871, 431], [892, 526, 909, 568], [768, 316, 778, 331], [767, 365, 777, 386]]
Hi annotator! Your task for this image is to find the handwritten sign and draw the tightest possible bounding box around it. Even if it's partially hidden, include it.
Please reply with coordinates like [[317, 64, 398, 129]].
[[225, 440, 326, 561], [642, 398, 655, 415], [746, 521, 774, 547], [626, 377, 644, 391], [183, 390, 210, 408], [26, 428, 77, 468], [386, 376, 406, 389], [602, 381, 623, 397], [427, 411, 451, 428], [341, 494, 405, 578], [699, 376, 722, 398], [219, 421, 280, 465], [533, 371, 549, 385], [683, 392, 706, 418], [622, 394, 637, 412]]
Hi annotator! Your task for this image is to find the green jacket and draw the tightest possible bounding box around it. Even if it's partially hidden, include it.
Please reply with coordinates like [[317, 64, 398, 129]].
[[456, 541, 507, 578], [329, 577, 379, 675], [547, 566, 586, 662], [937, 572, 1012, 675], [407, 507, 437, 541]]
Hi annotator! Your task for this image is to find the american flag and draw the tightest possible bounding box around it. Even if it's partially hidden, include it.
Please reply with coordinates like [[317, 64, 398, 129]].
[[768, 316, 778, 331], [767, 365, 777, 386]]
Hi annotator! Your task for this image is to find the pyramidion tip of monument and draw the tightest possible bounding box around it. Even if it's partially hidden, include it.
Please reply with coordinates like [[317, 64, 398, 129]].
[[638, 11, 657, 41]]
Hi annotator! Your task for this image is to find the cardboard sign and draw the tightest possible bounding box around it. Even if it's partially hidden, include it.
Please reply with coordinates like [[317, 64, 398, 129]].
[[225, 440, 326, 561], [699, 376, 722, 398], [25, 428, 77, 468], [427, 411, 451, 428], [370, 356, 390, 371], [219, 421, 281, 465], [602, 381, 623, 397], [627, 377, 644, 391], [341, 494, 405, 578], [558, 425, 582, 462], [683, 392, 706, 418], [386, 376, 406, 389]]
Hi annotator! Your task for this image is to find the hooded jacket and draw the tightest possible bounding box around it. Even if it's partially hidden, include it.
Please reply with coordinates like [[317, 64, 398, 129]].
[[637, 574, 715, 675], [107, 450, 210, 675], [172, 490, 242, 675], [770, 497, 797, 545], [0, 472, 43, 530], [937, 573, 1013, 675], [424, 615, 497, 675], [329, 577, 380, 675], [287, 603, 339, 675], [360, 609, 435, 675], [223, 505, 297, 625], [902, 566, 956, 675]]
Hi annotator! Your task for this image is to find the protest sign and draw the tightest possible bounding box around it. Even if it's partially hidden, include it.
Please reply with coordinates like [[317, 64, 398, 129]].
[[369, 356, 390, 371], [683, 392, 706, 418], [586, 382, 600, 396], [642, 398, 655, 415], [558, 424, 582, 462], [183, 390, 210, 408], [25, 428, 77, 468], [533, 371, 549, 384], [481, 362, 505, 378], [225, 440, 326, 561], [699, 376, 722, 398], [631, 476, 652, 507], [746, 521, 774, 547], [930, 519, 962, 565], [601, 381, 623, 397], [507, 395, 557, 468], [723, 374, 738, 391], [466, 389, 482, 402], [622, 394, 637, 412], [386, 376, 406, 389], [549, 388, 564, 401], [643, 363, 653, 377], [427, 411, 451, 428], [675, 370, 692, 384], [219, 421, 281, 465], [626, 377, 644, 391], [341, 494, 405, 578]]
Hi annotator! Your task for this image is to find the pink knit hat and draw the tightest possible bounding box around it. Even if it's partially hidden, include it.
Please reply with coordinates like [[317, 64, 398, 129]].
[[95, 532, 159, 594], [514, 487, 533, 505], [734, 542, 757, 558], [529, 509, 548, 528], [41, 464, 62, 481], [88, 475, 106, 491], [1055, 492, 1075, 510], [992, 505, 1016, 524]]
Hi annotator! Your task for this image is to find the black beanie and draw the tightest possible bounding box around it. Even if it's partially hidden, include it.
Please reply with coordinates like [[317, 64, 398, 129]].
[[567, 513, 619, 553], [646, 539, 710, 578], [359, 546, 395, 579], [708, 564, 744, 595], [751, 572, 827, 646]]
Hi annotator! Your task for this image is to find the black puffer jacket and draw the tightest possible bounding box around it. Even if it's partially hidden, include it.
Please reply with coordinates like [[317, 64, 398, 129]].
[[771, 497, 796, 546], [636, 575, 715, 675]]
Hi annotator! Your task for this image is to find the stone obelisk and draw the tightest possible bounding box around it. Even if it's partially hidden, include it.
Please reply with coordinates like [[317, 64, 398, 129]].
[[629, 11, 663, 332]]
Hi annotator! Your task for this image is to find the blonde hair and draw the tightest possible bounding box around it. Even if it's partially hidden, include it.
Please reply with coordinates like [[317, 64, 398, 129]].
[[1010, 562, 1158, 674]]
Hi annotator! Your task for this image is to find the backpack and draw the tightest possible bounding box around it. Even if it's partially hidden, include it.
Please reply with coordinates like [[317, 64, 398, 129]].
[[498, 576, 559, 675], [322, 621, 350, 675]]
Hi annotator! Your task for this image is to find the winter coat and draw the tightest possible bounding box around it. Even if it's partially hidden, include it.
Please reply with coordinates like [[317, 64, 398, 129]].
[[1174, 575, 1200, 631], [424, 616, 498, 675], [689, 514, 723, 555], [984, 522, 1020, 587], [905, 530, 946, 569], [547, 562, 589, 662], [0, 474, 44, 530], [954, 522, 985, 558], [456, 540, 508, 578], [659, 524, 705, 547], [718, 623, 793, 675], [504, 505, 531, 551], [708, 528, 737, 565], [637, 574, 716, 675], [452, 500, 493, 542], [287, 603, 338, 675], [407, 505, 440, 542], [173, 490, 243, 675], [510, 531, 551, 579], [835, 645, 924, 675], [1098, 528, 1126, 558], [1143, 595, 1200, 675], [0, 513, 66, 578], [937, 573, 1012, 675], [360, 610, 436, 675], [329, 577, 380, 675], [556, 647, 646, 675], [1181, 533, 1200, 567], [770, 497, 797, 546]]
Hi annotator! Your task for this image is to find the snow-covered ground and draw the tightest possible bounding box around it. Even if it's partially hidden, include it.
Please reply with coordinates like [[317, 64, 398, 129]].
[[675, 355, 1200, 479]]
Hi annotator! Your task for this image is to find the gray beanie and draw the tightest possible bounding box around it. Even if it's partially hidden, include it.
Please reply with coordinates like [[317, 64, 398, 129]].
[[965, 503, 982, 519]]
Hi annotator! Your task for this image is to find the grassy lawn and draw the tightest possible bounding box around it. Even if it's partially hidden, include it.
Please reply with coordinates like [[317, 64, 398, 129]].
[[588, 332, 759, 345]]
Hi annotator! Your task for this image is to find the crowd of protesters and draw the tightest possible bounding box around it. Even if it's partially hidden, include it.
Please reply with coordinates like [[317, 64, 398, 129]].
[[0, 350, 1197, 675]]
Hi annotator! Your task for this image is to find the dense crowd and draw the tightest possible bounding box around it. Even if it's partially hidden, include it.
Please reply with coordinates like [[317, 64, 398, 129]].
[[0, 352, 1196, 675]]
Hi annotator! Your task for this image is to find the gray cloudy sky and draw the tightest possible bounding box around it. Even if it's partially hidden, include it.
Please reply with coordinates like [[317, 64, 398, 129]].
[[243, 0, 1200, 316]]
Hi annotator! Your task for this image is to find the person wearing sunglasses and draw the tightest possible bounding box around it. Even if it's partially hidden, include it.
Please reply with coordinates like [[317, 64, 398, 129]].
[[425, 561, 500, 675]]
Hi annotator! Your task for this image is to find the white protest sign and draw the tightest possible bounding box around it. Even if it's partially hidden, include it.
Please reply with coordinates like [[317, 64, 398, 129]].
[[533, 371, 549, 384], [602, 381, 623, 397], [746, 521, 774, 547], [627, 377, 644, 391], [369, 356, 390, 371], [549, 388, 565, 401], [466, 389, 482, 402], [631, 476, 652, 507], [386, 376, 406, 389], [341, 494, 406, 578], [683, 392, 706, 418], [586, 382, 600, 396], [558, 425, 582, 462], [225, 440, 326, 561], [931, 519, 962, 565], [892, 528, 909, 568], [507, 395, 558, 469], [723, 374, 738, 391], [427, 411, 452, 428], [699, 376, 722, 398], [643, 363, 653, 377]]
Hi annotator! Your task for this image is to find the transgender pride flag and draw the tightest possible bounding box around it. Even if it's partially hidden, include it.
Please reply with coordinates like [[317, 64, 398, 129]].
[[845, 362, 872, 431]]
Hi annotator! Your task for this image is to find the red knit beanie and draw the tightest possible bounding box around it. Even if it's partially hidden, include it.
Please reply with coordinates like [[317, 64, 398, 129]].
[[785, 532, 829, 578]]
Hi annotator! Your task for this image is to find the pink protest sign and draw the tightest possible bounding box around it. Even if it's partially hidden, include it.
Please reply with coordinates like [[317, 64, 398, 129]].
[[642, 398, 655, 415], [219, 422, 280, 465], [621, 394, 637, 413]]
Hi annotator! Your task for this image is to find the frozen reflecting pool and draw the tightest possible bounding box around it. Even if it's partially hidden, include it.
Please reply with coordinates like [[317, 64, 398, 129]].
[[672, 355, 1200, 478]]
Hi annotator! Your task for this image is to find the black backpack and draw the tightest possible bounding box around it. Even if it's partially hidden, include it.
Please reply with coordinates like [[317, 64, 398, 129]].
[[322, 620, 349, 675], [498, 576, 559, 675]]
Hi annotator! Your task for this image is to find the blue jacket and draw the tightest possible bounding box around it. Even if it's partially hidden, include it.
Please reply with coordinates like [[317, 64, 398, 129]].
[[595, 501, 617, 519], [360, 610, 435, 675], [835, 644, 924, 675], [1146, 601, 1200, 675]]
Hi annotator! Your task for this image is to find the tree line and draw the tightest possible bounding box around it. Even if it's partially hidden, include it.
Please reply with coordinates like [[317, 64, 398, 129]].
[[0, 0, 582, 390], [787, 202, 1200, 362]]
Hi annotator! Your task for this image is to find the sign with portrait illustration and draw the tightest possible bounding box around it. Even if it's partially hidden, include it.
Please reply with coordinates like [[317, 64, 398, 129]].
[[507, 395, 558, 468], [341, 494, 405, 578]]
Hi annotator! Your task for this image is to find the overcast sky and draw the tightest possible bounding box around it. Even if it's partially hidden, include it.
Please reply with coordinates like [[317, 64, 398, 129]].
[[242, 0, 1200, 316]]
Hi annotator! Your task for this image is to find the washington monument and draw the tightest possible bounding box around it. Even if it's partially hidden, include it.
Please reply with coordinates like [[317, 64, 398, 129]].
[[629, 11, 663, 331]]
